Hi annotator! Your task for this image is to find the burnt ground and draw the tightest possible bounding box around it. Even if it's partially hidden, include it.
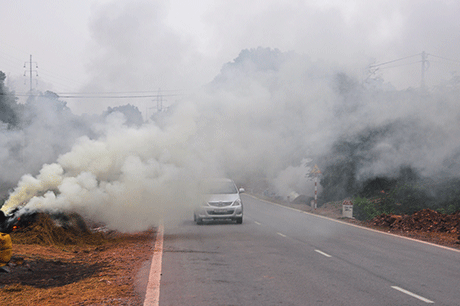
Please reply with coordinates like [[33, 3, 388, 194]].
[[0, 213, 156, 306], [1, 256, 102, 289]]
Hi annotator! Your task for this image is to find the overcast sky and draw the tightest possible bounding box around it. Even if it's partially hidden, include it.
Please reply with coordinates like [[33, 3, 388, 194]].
[[1, 0, 460, 114]]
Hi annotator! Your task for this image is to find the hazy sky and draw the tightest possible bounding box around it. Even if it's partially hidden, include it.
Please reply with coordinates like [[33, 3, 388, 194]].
[[1, 0, 460, 114], [2, 0, 460, 229]]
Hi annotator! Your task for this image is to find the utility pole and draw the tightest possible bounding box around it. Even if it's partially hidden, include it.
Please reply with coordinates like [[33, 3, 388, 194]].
[[310, 165, 321, 210], [421, 51, 429, 89], [156, 88, 163, 112], [24, 54, 38, 93], [153, 88, 166, 112]]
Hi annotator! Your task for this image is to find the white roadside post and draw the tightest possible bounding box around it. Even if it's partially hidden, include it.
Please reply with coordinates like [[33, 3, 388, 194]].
[[342, 200, 353, 218]]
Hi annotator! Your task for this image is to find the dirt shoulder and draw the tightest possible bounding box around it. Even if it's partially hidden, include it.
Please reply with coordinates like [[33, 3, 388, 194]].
[[1, 225, 155, 306]]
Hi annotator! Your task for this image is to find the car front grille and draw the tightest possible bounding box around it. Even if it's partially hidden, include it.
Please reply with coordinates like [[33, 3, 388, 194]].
[[208, 209, 235, 215], [208, 201, 233, 207]]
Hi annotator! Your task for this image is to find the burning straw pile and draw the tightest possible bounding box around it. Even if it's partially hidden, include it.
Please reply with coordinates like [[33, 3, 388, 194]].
[[9, 212, 110, 246]]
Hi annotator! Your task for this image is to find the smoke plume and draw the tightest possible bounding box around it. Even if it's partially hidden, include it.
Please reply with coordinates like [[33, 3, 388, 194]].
[[2, 47, 460, 231]]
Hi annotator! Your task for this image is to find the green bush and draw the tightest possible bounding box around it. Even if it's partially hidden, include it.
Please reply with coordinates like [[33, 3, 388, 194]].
[[381, 183, 427, 215], [353, 196, 389, 220]]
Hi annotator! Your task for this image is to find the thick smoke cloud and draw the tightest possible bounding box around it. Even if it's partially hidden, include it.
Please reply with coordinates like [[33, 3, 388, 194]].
[[0, 90, 94, 196], [2, 46, 460, 231], [4, 108, 205, 232]]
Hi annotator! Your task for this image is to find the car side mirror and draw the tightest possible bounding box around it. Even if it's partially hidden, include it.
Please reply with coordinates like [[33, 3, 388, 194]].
[[239, 188, 245, 193]]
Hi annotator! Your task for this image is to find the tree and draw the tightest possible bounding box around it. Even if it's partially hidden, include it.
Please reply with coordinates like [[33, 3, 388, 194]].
[[0, 71, 20, 128], [103, 104, 144, 127]]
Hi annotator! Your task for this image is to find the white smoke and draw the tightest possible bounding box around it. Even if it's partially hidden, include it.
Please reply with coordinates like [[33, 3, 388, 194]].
[[3, 47, 460, 232], [0, 95, 94, 192], [3, 107, 206, 232]]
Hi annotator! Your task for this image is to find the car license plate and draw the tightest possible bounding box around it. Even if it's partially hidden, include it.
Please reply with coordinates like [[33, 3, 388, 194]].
[[214, 209, 227, 213]]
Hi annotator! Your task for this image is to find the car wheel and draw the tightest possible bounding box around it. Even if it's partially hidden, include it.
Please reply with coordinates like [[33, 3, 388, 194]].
[[236, 217, 243, 224], [196, 217, 203, 225]]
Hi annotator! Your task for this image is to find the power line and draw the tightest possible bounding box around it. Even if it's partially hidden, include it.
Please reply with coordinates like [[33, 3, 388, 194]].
[[58, 94, 183, 99], [427, 54, 460, 64], [13, 92, 186, 99], [369, 52, 460, 70], [36, 70, 86, 91], [368, 52, 460, 88], [369, 53, 421, 68], [55, 89, 186, 94], [0, 46, 86, 92], [428, 59, 460, 66], [0, 50, 25, 72], [374, 60, 421, 70]]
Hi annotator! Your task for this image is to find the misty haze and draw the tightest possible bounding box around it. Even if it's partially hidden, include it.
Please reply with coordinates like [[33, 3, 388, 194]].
[[1, 45, 460, 230], [1, 1, 460, 304]]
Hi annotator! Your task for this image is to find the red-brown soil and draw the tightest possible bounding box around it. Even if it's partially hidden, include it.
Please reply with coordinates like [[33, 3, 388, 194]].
[[365, 209, 460, 248], [0, 213, 155, 306]]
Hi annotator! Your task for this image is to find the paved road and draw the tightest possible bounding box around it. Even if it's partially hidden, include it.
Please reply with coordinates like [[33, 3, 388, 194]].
[[158, 194, 460, 305]]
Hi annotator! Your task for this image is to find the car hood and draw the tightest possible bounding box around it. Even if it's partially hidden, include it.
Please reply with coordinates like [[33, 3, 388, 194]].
[[206, 193, 240, 203]]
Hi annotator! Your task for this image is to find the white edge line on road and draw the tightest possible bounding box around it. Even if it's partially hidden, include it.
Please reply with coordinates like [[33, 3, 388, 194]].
[[254, 221, 262, 225], [277, 232, 287, 237], [245, 194, 460, 253], [144, 223, 164, 306], [315, 249, 332, 258], [391, 286, 434, 303]]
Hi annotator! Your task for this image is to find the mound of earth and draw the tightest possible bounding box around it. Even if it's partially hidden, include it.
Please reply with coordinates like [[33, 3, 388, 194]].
[[367, 209, 460, 246], [369, 209, 460, 233]]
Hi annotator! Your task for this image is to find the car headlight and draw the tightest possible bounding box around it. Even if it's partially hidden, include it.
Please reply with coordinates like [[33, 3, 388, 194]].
[[232, 199, 242, 206]]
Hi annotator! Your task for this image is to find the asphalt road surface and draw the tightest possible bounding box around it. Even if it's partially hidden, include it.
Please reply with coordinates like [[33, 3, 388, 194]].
[[158, 194, 460, 305]]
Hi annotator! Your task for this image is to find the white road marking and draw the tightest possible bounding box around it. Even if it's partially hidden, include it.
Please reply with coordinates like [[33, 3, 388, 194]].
[[277, 232, 287, 237], [391, 286, 434, 303], [315, 249, 332, 258], [254, 221, 262, 225], [245, 194, 460, 253], [144, 224, 164, 306]]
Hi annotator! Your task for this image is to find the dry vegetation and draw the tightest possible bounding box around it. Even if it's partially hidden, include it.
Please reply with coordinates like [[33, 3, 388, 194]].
[[0, 213, 155, 306]]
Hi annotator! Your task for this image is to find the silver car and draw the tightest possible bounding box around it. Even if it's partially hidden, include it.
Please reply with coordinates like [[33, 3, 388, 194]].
[[194, 178, 244, 224]]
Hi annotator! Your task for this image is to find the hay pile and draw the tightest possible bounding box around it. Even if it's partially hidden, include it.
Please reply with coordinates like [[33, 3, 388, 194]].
[[10, 213, 109, 246]]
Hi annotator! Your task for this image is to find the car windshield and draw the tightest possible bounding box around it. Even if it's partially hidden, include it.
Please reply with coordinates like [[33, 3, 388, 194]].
[[202, 180, 238, 194]]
